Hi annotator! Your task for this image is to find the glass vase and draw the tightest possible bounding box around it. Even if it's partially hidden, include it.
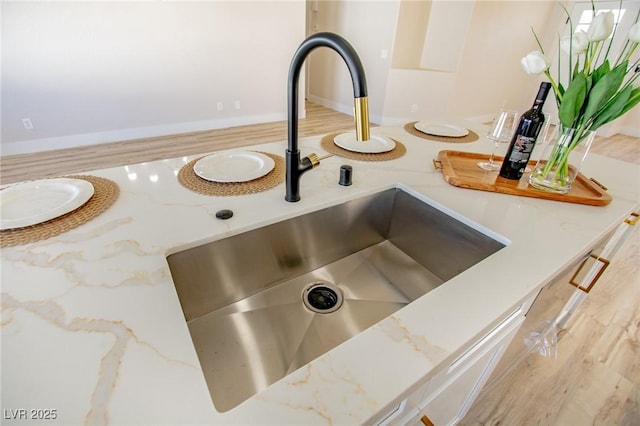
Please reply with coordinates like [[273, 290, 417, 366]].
[[528, 126, 596, 194]]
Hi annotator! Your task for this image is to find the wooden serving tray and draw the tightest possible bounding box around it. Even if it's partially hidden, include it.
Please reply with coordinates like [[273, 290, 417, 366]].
[[434, 150, 611, 206]]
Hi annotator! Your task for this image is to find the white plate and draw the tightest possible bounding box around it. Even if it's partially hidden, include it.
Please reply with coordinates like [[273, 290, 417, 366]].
[[414, 121, 469, 137], [194, 151, 275, 183], [0, 178, 95, 230], [334, 132, 396, 154]]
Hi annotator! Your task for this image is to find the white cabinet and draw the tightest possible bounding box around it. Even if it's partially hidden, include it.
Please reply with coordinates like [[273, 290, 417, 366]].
[[371, 299, 533, 426], [371, 301, 533, 426], [374, 381, 431, 426], [417, 304, 527, 426], [556, 211, 638, 327], [376, 210, 638, 426]]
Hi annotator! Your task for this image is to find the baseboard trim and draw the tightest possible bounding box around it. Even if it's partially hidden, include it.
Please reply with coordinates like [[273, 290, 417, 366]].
[[306, 94, 381, 125], [307, 95, 350, 115], [1, 113, 286, 156], [379, 114, 495, 127], [617, 125, 640, 138]]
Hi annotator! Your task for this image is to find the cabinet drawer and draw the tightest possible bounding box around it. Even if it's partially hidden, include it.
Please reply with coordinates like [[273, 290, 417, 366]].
[[375, 381, 430, 426], [422, 304, 526, 406], [420, 314, 524, 425]]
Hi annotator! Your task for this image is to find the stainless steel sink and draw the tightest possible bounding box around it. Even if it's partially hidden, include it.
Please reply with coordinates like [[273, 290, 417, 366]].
[[166, 187, 504, 412]]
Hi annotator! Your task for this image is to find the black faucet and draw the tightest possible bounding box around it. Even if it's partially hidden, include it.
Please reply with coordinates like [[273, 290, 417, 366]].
[[285, 32, 370, 202]]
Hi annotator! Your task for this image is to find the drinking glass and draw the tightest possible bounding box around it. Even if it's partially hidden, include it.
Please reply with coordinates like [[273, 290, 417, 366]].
[[477, 109, 518, 171], [524, 112, 552, 173]]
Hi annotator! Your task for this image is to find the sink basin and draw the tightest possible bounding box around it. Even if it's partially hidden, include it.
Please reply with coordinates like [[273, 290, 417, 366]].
[[166, 187, 505, 412]]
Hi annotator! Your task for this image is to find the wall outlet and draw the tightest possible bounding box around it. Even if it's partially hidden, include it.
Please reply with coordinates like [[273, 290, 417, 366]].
[[234, 100, 241, 110], [217, 102, 224, 111], [411, 104, 418, 113], [22, 117, 34, 130]]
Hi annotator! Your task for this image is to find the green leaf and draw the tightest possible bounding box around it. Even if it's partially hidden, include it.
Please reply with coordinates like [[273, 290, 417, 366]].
[[572, 57, 581, 80], [590, 84, 633, 129], [618, 87, 640, 117], [583, 60, 628, 121], [559, 73, 587, 127], [591, 60, 610, 85]]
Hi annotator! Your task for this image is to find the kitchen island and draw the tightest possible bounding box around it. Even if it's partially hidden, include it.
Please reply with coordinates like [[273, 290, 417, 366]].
[[2, 122, 638, 425]]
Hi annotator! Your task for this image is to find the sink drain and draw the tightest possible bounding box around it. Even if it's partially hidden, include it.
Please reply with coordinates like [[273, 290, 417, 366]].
[[302, 282, 343, 314]]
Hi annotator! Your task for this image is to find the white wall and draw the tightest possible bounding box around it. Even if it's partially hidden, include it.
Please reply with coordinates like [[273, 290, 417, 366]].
[[448, 1, 562, 121], [1, 1, 305, 155], [382, 1, 561, 124], [618, 108, 640, 137], [305, 1, 561, 125], [3, 0, 636, 157], [305, 0, 638, 138], [306, 0, 398, 124]]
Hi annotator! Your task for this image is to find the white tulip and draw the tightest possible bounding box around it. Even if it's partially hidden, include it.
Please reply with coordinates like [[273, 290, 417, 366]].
[[521, 51, 550, 75], [560, 31, 589, 55], [629, 22, 640, 43], [586, 11, 614, 42]]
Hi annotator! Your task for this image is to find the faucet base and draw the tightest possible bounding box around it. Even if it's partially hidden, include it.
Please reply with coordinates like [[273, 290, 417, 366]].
[[285, 151, 301, 202], [285, 150, 318, 202]]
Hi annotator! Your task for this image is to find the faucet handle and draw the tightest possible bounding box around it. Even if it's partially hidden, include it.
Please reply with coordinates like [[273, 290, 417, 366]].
[[306, 153, 320, 168]]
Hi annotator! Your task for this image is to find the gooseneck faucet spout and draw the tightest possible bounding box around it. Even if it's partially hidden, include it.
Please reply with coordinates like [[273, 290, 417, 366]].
[[285, 32, 370, 202]]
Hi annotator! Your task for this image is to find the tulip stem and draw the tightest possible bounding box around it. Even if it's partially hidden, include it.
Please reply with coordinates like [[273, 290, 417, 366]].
[[585, 40, 600, 76], [622, 42, 639, 63], [544, 70, 563, 106]]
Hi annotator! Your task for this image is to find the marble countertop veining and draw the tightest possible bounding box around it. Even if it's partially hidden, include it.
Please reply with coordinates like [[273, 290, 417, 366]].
[[2, 123, 639, 425]]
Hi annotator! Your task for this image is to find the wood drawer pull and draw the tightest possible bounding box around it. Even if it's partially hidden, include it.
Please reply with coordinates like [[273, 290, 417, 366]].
[[569, 253, 610, 293], [421, 414, 435, 426], [589, 177, 608, 191]]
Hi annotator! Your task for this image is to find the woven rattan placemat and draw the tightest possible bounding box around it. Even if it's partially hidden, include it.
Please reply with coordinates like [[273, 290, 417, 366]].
[[320, 132, 406, 161], [403, 122, 479, 143], [1, 175, 120, 247], [178, 152, 285, 196]]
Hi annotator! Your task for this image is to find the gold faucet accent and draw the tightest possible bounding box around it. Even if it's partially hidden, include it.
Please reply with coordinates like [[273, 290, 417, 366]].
[[354, 97, 370, 141], [306, 153, 320, 168]]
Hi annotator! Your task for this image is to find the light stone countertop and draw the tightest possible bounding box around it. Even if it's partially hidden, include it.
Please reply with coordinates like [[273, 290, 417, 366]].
[[2, 122, 639, 425]]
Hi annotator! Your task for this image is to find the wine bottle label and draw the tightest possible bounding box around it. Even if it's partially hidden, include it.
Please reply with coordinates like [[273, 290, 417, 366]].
[[507, 135, 536, 163]]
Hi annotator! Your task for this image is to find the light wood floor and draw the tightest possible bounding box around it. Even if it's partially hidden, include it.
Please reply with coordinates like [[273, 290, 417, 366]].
[[460, 131, 640, 425], [460, 234, 640, 425], [1, 103, 638, 424], [0, 102, 357, 185]]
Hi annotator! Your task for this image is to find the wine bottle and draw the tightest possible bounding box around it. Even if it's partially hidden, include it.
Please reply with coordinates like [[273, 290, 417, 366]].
[[499, 82, 551, 180]]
